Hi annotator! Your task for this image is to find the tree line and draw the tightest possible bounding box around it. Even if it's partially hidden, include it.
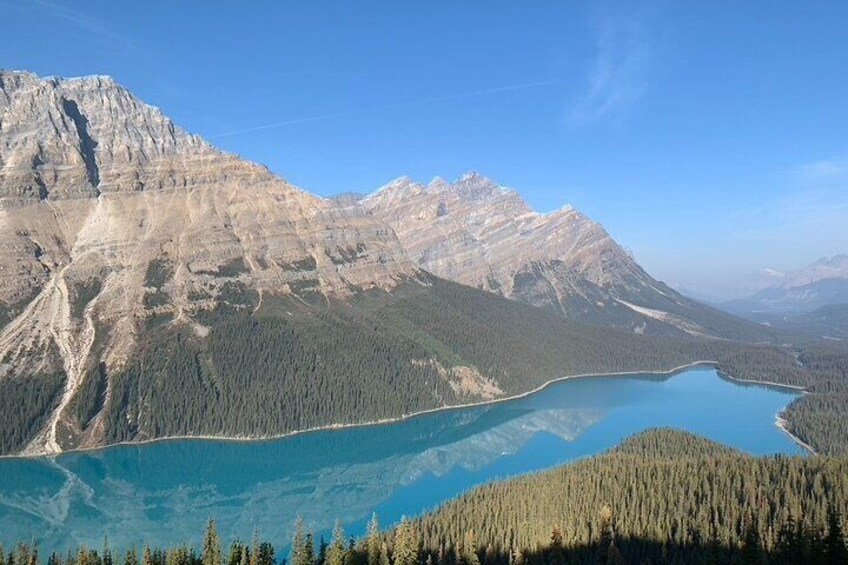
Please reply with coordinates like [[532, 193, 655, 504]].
[[4, 277, 848, 459]]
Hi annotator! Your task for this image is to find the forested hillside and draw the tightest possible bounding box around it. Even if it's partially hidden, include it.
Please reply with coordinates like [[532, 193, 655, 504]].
[[82, 277, 845, 455], [416, 429, 848, 564], [5, 275, 848, 457], [97, 277, 714, 449]]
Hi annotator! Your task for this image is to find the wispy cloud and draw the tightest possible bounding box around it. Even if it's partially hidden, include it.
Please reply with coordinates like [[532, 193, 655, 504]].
[[796, 158, 848, 181], [211, 80, 561, 138], [569, 10, 651, 125], [32, 0, 139, 52]]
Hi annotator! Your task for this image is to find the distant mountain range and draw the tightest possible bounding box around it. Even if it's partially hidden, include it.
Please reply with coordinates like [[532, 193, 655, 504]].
[[751, 254, 848, 290], [720, 278, 848, 318], [0, 70, 777, 455], [717, 256, 848, 320]]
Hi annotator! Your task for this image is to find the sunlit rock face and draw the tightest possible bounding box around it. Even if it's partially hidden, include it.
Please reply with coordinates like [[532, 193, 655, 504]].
[[0, 71, 415, 303], [362, 173, 754, 338], [0, 70, 419, 454], [363, 173, 640, 297]]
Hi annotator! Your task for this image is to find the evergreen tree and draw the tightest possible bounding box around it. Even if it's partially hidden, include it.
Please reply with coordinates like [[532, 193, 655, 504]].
[[291, 519, 308, 565], [125, 547, 139, 565], [167, 546, 192, 565], [342, 540, 360, 565], [741, 517, 762, 565], [776, 510, 800, 562], [459, 532, 479, 565], [826, 506, 848, 565], [378, 543, 390, 565], [76, 547, 91, 565], [325, 521, 347, 565], [255, 543, 274, 565], [596, 506, 613, 565], [203, 521, 223, 565], [102, 538, 112, 565], [367, 514, 381, 565], [393, 518, 418, 565], [802, 521, 826, 563], [306, 534, 316, 565], [250, 532, 260, 565], [317, 537, 326, 565], [228, 543, 243, 565]]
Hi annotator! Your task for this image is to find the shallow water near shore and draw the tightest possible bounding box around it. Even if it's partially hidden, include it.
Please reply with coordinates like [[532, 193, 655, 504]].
[[0, 367, 803, 552]]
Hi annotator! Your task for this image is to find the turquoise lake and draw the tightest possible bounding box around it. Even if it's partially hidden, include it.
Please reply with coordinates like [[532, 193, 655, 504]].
[[0, 367, 804, 553]]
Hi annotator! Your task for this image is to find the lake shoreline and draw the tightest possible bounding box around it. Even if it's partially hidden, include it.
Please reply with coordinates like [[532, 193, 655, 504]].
[[715, 370, 816, 455], [774, 415, 817, 455], [4, 359, 807, 460], [716, 371, 808, 393]]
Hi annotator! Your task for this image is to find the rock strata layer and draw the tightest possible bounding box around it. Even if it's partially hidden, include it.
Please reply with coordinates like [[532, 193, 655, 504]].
[[0, 71, 417, 454]]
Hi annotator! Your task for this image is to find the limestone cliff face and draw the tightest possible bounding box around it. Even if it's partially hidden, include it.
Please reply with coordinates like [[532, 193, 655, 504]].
[[0, 71, 418, 454], [363, 173, 740, 337]]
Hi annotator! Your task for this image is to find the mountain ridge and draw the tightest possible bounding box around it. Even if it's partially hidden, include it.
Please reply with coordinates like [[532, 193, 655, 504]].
[[362, 172, 767, 341], [730, 254, 848, 297], [0, 70, 782, 456], [720, 277, 848, 320]]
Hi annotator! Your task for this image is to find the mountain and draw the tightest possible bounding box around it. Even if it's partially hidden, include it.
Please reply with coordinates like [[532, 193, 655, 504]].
[[0, 71, 419, 314], [758, 254, 848, 290], [5, 70, 823, 459], [3, 70, 767, 457], [720, 254, 848, 299], [362, 173, 765, 340], [717, 255, 848, 320], [0, 70, 433, 454], [720, 278, 848, 319]]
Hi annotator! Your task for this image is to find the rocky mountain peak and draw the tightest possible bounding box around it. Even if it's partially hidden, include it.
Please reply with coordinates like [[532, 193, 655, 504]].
[[449, 171, 515, 202], [363, 171, 750, 338], [0, 71, 421, 455], [0, 70, 276, 201], [366, 172, 531, 219]]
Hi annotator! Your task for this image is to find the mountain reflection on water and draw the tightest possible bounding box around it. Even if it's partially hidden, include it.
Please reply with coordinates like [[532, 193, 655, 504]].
[[0, 368, 803, 552]]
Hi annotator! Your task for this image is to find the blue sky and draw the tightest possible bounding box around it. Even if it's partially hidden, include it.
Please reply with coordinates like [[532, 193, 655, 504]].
[[2, 1, 847, 298]]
